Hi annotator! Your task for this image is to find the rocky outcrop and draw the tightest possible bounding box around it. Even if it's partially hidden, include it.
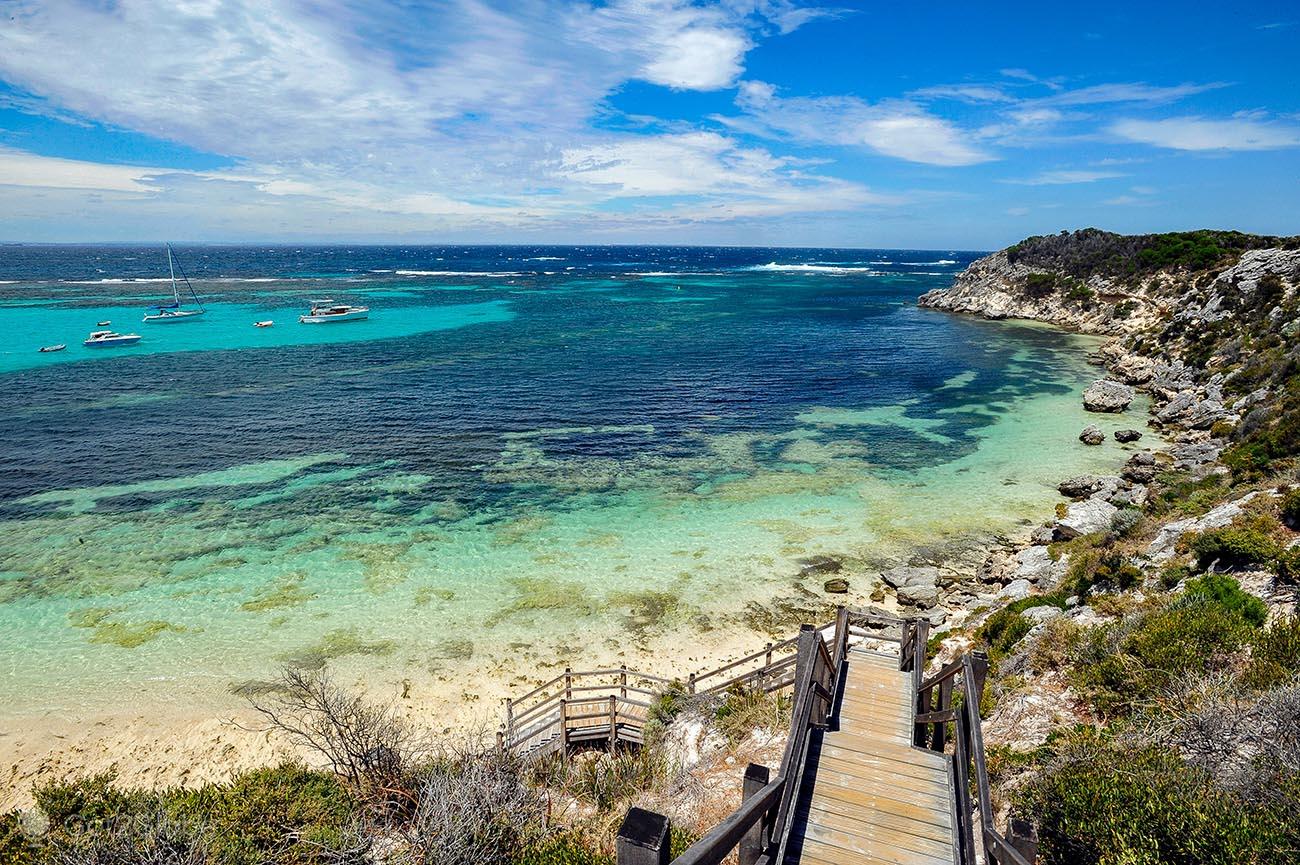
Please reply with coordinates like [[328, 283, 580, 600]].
[[1114, 429, 1143, 443], [1083, 379, 1135, 413]]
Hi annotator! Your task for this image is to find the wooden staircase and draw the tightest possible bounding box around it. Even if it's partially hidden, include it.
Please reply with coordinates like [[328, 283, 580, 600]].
[[787, 647, 957, 865]]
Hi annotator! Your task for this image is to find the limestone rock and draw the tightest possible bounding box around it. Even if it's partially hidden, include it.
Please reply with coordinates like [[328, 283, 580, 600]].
[[1058, 475, 1102, 498], [880, 565, 940, 590], [1079, 424, 1105, 445], [1083, 379, 1134, 413], [999, 579, 1033, 601], [1121, 452, 1158, 483], [799, 556, 842, 577], [1114, 429, 1143, 443], [1111, 353, 1155, 385], [1055, 499, 1119, 539], [1147, 492, 1259, 561], [897, 583, 940, 608], [823, 577, 849, 594], [1021, 605, 1063, 625], [1013, 545, 1065, 586]]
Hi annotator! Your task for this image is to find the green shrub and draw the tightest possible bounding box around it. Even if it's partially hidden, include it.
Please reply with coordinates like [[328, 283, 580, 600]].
[[1277, 547, 1300, 585], [975, 596, 1067, 663], [1068, 550, 1142, 598], [1281, 487, 1300, 528], [514, 832, 614, 864], [1024, 272, 1057, 298], [1018, 731, 1294, 865], [1159, 563, 1192, 589], [1246, 616, 1300, 689], [1071, 595, 1259, 716], [0, 813, 36, 865], [1184, 572, 1268, 626], [1185, 513, 1284, 571], [1109, 507, 1144, 539], [1065, 283, 1094, 304], [33, 772, 153, 838], [1146, 472, 1226, 517], [170, 764, 357, 865], [1112, 299, 1137, 319]]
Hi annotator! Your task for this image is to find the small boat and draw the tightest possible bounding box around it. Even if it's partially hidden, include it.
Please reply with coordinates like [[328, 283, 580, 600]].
[[97, 320, 111, 326], [39, 344, 66, 353], [254, 320, 274, 328], [299, 299, 369, 324], [84, 329, 142, 347], [143, 244, 206, 323]]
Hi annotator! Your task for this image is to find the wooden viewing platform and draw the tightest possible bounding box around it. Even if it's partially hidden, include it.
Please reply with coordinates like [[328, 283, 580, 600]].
[[501, 609, 1038, 865]]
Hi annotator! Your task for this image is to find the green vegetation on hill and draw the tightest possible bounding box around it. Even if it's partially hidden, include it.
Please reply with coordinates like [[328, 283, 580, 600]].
[[1005, 228, 1297, 279]]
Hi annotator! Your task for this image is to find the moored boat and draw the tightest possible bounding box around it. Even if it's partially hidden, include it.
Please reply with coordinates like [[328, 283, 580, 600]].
[[39, 344, 66, 353], [299, 299, 369, 323], [84, 330, 142, 347], [254, 320, 274, 328], [143, 244, 206, 322]]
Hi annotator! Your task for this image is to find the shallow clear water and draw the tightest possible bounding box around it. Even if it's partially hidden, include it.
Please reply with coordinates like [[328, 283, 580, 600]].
[[0, 245, 1137, 716]]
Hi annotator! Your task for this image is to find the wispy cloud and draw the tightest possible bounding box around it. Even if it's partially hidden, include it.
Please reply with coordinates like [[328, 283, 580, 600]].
[[1111, 116, 1300, 150], [1005, 169, 1126, 186], [730, 82, 993, 166]]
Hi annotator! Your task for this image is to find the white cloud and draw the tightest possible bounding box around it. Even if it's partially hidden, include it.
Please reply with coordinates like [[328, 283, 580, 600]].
[[1005, 169, 1126, 185], [641, 27, 749, 90], [1111, 116, 1300, 150], [732, 82, 992, 167], [0, 148, 165, 192], [1037, 82, 1224, 107]]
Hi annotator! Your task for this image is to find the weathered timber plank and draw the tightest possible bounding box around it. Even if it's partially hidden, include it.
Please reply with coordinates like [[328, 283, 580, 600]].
[[800, 805, 956, 859], [807, 770, 952, 812], [819, 741, 950, 775], [799, 798, 953, 839], [812, 753, 952, 796], [800, 821, 955, 865]]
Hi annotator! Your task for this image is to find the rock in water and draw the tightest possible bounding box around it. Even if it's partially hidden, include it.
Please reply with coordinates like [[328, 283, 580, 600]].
[[1083, 379, 1135, 412], [1079, 425, 1105, 445], [880, 565, 941, 608], [799, 555, 842, 577], [823, 577, 849, 594], [1058, 474, 1102, 498], [1114, 429, 1143, 443]]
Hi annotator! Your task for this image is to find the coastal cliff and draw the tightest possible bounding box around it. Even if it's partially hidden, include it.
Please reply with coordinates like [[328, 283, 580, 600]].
[[916, 228, 1300, 863]]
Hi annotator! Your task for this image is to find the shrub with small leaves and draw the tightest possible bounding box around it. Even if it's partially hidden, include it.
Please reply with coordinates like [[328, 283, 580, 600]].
[[1185, 513, 1284, 571], [1281, 487, 1300, 529]]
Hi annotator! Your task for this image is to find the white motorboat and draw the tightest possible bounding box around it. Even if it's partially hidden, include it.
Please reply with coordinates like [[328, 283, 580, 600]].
[[84, 329, 142, 347], [143, 244, 206, 322], [254, 320, 274, 328], [299, 299, 369, 323], [39, 344, 66, 353]]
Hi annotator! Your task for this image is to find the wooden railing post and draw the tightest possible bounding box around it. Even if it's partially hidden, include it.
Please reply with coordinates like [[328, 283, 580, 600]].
[[617, 807, 671, 865], [738, 763, 771, 865], [620, 664, 628, 700], [912, 619, 931, 747], [559, 698, 570, 759], [933, 676, 952, 751], [687, 672, 696, 695], [608, 695, 618, 750], [564, 667, 573, 700], [504, 697, 514, 741]]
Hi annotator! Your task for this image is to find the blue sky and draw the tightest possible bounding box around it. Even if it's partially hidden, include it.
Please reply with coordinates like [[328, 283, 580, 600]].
[[0, 0, 1297, 247]]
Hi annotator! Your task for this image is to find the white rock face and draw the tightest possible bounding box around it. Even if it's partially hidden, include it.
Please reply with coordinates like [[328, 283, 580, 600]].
[[1146, 492, 1260, 561], [1056, 499, 1118, 539], [999, 579, 1033, 601], [1013, 546, 1066, 586]]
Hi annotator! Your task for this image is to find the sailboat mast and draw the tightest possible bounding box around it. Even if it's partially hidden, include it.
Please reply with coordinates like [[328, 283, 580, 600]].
[[167, 243, 181, 306]]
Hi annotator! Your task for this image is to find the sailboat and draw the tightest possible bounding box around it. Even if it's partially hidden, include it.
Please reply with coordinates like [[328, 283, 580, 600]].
[[143, 244, 205, 322]]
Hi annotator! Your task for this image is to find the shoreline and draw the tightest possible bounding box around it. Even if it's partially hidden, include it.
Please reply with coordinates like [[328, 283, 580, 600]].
[[0, 333, 1149, 813]]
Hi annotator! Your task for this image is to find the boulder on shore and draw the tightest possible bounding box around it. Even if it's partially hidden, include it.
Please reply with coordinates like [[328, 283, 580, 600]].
[[823, 577, 849, 594], [1079, 425, 1105, 445], [1114, 429, 1143, 443], [1121, 451, 1157, 483], [1083, 379, 1135, 413], [1055, 499, 1119, 539]]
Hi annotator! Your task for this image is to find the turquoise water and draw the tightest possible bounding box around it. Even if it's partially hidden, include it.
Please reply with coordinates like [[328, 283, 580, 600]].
[[0, 246, 1141, 718]]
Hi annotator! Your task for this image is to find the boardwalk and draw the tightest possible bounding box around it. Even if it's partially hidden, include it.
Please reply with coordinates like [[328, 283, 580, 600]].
[[787, 647, 957, 865]]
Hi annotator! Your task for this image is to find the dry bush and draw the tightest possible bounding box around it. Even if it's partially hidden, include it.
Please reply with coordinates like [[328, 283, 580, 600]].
[[44, 808, 210, 865], [393, 742, 546, 865], [248, 666, 426, 798], [1148, 672, 1300, 805]]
